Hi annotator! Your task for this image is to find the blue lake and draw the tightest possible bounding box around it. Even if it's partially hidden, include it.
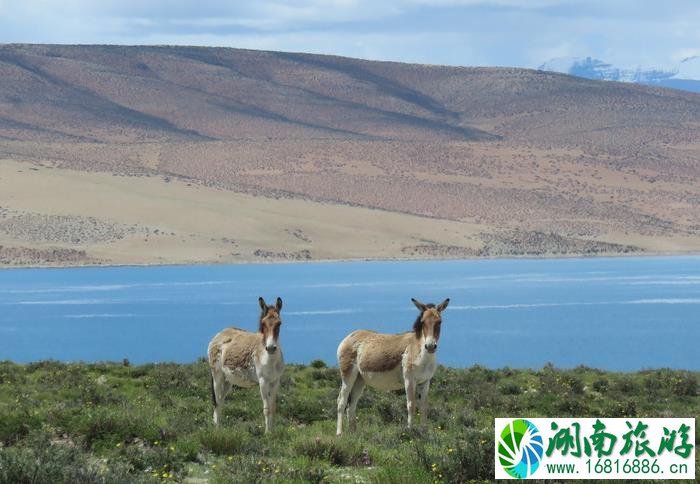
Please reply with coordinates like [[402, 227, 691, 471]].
[[0, 256, 698, 371]]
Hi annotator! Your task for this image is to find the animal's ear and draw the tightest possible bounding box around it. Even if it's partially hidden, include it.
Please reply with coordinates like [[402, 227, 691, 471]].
[[437, 298, 450, 312], [275, 297, 283, 312], [259, 297, 267, 311], [411, 298, 427, 312]]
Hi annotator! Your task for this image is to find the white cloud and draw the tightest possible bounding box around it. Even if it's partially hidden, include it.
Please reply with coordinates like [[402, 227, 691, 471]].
[[408, 0, 573, 6], [0, 0, 698, 69]]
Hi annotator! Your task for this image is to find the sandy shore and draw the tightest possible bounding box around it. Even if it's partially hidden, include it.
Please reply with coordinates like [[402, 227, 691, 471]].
[[2, 159, 699, 268]]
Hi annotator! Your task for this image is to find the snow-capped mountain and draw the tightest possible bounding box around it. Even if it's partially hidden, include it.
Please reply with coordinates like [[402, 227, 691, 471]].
[[538, 56, 700, 93]]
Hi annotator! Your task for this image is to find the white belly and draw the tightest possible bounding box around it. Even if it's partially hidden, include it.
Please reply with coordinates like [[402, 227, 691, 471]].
[[361, 365, 404, 391], [223, 365, 257, 388]]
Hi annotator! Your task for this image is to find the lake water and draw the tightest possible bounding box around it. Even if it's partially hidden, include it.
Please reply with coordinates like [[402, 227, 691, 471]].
[[0, 256, 698, 371]]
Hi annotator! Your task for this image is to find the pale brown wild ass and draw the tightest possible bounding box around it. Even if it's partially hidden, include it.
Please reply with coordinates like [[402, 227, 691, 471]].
[[208, 297, 284, 432], [335, 297, 449, 435]]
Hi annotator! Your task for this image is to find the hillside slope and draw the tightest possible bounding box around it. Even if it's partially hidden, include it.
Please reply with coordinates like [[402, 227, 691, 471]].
[[0, 44, 699, 265]]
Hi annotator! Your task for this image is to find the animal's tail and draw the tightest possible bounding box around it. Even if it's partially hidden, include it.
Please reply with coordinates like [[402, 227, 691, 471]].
[[210, 373, 216, 407]]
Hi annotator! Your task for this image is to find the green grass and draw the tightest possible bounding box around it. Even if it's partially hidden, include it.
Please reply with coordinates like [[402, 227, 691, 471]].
[[0, 360, 697, 483]]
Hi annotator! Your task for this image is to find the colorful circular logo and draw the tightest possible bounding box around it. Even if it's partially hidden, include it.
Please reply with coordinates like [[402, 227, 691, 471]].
[[498, 419, 544, 479]]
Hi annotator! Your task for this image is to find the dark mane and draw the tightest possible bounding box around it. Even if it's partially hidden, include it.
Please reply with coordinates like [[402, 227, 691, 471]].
[[412, 303, 435, 338]]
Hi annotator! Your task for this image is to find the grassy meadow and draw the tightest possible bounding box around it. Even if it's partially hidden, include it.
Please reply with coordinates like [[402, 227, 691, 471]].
[[0, 360, 698, 483]]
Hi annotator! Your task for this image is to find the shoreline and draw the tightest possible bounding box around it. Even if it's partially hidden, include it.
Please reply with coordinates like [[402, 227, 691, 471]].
[[3, 359, 699, 373], [1, 250, 699, 271], [3, 159, 699, 271]]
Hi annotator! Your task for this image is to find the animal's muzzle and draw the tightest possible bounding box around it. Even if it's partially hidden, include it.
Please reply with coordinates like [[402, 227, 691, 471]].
[[425, 343, 437, 353], [266, 345, 277, 353]]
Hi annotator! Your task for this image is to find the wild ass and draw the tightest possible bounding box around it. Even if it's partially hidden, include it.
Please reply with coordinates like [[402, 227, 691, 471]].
[[335, 297, 450, 435], [207, 297, 284, 432]]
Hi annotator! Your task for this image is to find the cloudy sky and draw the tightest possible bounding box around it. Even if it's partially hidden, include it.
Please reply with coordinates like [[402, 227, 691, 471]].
[[0, 0, 698, 69]]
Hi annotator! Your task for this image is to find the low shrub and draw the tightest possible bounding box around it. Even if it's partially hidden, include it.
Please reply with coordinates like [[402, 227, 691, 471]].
[[368, 465, 431, 483], [373, 398, 405, 424], [282, 393, 331, 424], [0, 431, 132, 483], [420, 428, 495, 482], [672, 372, 698, 397], [292, 435, 364, 466], [500, 381, 522, 395], [614, 376, 637, 395], [212, 455, 327, 483], [310, 368, 339, 384], [73, 406, 162, 449], [117, 440, 185, 476], [197, 426, 250, 455], [309, 359, 327, 369], [592, 377, 609, 393]]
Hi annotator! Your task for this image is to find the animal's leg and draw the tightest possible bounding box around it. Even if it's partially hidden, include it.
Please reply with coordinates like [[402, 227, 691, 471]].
[[211, 369, 229, 426], [269, 378, 281, 429], [417, 379, 431, 425], [336, 367, 358, 436], [347, 376, 366, 432], [404, 376, 416, 428], [259, 378, 273, 433]]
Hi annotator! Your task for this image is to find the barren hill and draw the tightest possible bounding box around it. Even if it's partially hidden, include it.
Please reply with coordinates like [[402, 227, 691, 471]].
[[0, 44, 698, 266]]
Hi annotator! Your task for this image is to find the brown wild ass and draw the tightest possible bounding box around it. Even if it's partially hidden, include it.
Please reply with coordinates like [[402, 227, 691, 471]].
[[208, 297, 284, 432], [335, 297, 450, 435]]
